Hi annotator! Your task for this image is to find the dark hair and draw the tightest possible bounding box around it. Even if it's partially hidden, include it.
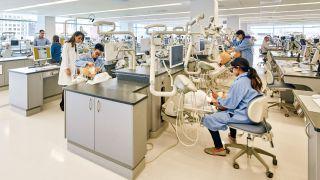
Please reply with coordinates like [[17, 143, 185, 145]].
[[231, 57, 262, 92], [52, 35, 60, 43], [67, 31, 85, 48], [39, 30, 45, 33], [94, 43, 104, 52], [235, 30, 245, 37]]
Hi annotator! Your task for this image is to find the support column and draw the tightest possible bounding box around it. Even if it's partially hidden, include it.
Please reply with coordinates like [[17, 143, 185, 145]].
[[190, 0, 218, 32], [36, 16, 56, 42], [240, 22, 248, 34], [227, 16, 240, 31]]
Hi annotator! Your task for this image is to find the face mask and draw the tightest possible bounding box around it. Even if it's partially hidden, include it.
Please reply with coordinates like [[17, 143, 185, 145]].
[[236, 37, 241, 41]]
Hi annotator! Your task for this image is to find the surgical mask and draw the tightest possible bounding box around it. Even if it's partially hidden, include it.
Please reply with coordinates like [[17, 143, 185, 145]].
[[236, 37, 241, 41]]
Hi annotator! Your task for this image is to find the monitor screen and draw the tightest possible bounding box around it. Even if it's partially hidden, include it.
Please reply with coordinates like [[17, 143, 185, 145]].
[[200, 40, 205, 51], [314, 39, 319, 44], [11, 40, 19, 46], [170, 45, 184, 68], [300, 39, 306, 46]]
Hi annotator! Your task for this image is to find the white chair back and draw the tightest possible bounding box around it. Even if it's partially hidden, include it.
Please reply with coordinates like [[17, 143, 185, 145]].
[[247, 96, 268, 123], [265, 70, 274, 85]]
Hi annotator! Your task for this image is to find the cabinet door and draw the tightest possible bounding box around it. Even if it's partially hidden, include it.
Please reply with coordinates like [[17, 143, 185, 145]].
[[66, 91, 95, 150], [94, 98, 133, 166], [308, 120, 317, 180]]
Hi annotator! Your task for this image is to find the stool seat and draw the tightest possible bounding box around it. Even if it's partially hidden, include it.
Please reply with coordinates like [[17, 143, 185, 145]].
[[228, 122, 272, 135]]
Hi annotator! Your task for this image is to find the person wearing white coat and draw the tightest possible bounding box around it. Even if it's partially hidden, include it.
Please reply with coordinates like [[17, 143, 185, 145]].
[[59, 31, 85, 111]]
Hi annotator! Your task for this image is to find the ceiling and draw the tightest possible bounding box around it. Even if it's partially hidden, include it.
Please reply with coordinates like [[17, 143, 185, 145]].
[[1, 0, 320, 25]]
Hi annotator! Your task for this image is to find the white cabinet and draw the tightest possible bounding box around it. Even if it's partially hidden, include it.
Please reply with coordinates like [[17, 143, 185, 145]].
[[94, 98, 134, 165], [66, 91, 95, 150], [66, 91, 147, 168], [306, 119, 320, 180]]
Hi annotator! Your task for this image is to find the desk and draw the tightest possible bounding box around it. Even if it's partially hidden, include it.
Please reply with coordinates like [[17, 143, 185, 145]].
[[293, 90, 320, 180], [8, 65, 62, 116], [276, 60, 320, 92], [64, 79, 148, 179]]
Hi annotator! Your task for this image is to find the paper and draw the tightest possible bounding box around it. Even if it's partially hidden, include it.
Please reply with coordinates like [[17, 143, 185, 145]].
[[313, 99, 320, 108], [299, 95, 320, 113], [0, 65, 2, 75]]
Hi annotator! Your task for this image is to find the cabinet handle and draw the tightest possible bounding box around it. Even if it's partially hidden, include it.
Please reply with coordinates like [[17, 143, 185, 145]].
[[89, 98, 92, 110], [305, 122, 311, 139], [97, 100, 101, 112]]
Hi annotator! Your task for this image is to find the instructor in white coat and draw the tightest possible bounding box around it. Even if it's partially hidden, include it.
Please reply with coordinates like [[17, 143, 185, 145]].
[[59, 31, 85, 111]]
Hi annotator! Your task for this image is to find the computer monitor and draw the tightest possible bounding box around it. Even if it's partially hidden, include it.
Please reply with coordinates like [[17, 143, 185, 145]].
[[300, 39, 306, 46], [169, 45, 184, 68], [314, 39, 319, 44], [33, 46, 51, 61], [11, 40, 19, 46], [200, 39, 205, 51]]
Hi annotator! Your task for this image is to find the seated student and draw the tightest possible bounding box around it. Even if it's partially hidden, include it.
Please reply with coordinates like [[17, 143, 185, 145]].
[[75, 43, 105, 73], [202, 57, 263, 156], [51, 35, 62, 64], [261, 36, 270, 55]]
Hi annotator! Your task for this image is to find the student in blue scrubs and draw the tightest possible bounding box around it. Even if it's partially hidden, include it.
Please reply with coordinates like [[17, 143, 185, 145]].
[[203, 57, 263, 156], [230, 30, 254, 66], [75, 43, 106, 73], [50, 35, 62, 64]]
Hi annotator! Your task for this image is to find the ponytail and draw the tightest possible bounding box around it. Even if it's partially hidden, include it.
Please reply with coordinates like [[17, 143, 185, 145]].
[[247, 67, 263, 92], [231, 57, 263, 92]]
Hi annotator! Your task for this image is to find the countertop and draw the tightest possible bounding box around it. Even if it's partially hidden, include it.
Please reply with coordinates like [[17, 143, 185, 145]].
[[271, 51, 300, 59], [64, 78, 148, 105], [276, 60, 319, 78], [293, 90, 320, 132], [8, 65, 60, 74], [115, 65, 184, 77], [0, 56, 31, 62]]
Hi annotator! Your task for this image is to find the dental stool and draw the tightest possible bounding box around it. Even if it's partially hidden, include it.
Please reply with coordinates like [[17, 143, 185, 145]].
[[225, 96, 277, 178]]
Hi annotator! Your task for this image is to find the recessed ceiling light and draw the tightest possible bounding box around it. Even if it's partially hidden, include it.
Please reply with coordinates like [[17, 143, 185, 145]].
[[220, 2, 320, 11], [4, 0, 78, 12], [62, 3, 183, 16]]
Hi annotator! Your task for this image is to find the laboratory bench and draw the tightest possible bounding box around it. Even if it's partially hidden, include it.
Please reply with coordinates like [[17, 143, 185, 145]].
[[8, 65, 62, 116], [0, 56, 34, 88], [64, 78, 148, 179], [271, 51, 300, 61], [275, 60, 320, 92], [293, 90, 320, 180]]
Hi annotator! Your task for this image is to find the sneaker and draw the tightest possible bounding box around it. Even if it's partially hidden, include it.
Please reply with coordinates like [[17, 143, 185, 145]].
[[204, 147, 226, 156], [228, 134, 237, 144]]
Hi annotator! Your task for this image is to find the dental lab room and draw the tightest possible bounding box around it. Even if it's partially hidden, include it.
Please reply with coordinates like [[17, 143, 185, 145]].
[[1, 0, 320, 179]]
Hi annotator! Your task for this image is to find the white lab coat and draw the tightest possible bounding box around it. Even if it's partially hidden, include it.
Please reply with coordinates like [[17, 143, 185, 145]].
[[58, 42, 78, 86]]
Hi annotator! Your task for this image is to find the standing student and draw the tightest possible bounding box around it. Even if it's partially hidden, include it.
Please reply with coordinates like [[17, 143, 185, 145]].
[[203, 58, 262, 156], [51, 35, 62, 64], [34, 30, 51, 46], [229, 30, 254, 66], [58, 31, 85, 111]]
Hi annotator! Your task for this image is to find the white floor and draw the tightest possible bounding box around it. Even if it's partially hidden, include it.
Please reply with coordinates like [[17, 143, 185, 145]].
[[0, 52, 308, 180]]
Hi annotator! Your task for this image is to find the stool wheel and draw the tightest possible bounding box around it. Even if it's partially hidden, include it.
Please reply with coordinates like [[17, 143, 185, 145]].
[[266, 171, 273, 178], [233, 162, 239, 169]]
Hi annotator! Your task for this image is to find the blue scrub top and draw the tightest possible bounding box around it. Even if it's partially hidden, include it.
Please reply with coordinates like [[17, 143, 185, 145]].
[[202, 72, 261, 131], [75, 52, 106, 72], [50, 42, 62, 63], [235, 37, 254, 66]]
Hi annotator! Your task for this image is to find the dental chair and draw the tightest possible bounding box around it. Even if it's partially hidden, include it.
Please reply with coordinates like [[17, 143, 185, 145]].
[[225, 96, 277, 178]]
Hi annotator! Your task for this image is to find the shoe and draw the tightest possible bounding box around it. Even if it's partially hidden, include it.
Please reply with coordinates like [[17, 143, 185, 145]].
[[204, 147, 226, 156], [228, 134, 237, 144]]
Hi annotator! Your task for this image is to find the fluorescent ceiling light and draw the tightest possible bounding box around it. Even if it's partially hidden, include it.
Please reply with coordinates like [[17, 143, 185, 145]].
[[4, 0, 78, 12], [62, 3, 182, 16], [220, 9, 320, 17], [241, 14, 320, 19], [220, 2, 320, 11], [101, 11, 190, 19], [242, 16, 320, 22]]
